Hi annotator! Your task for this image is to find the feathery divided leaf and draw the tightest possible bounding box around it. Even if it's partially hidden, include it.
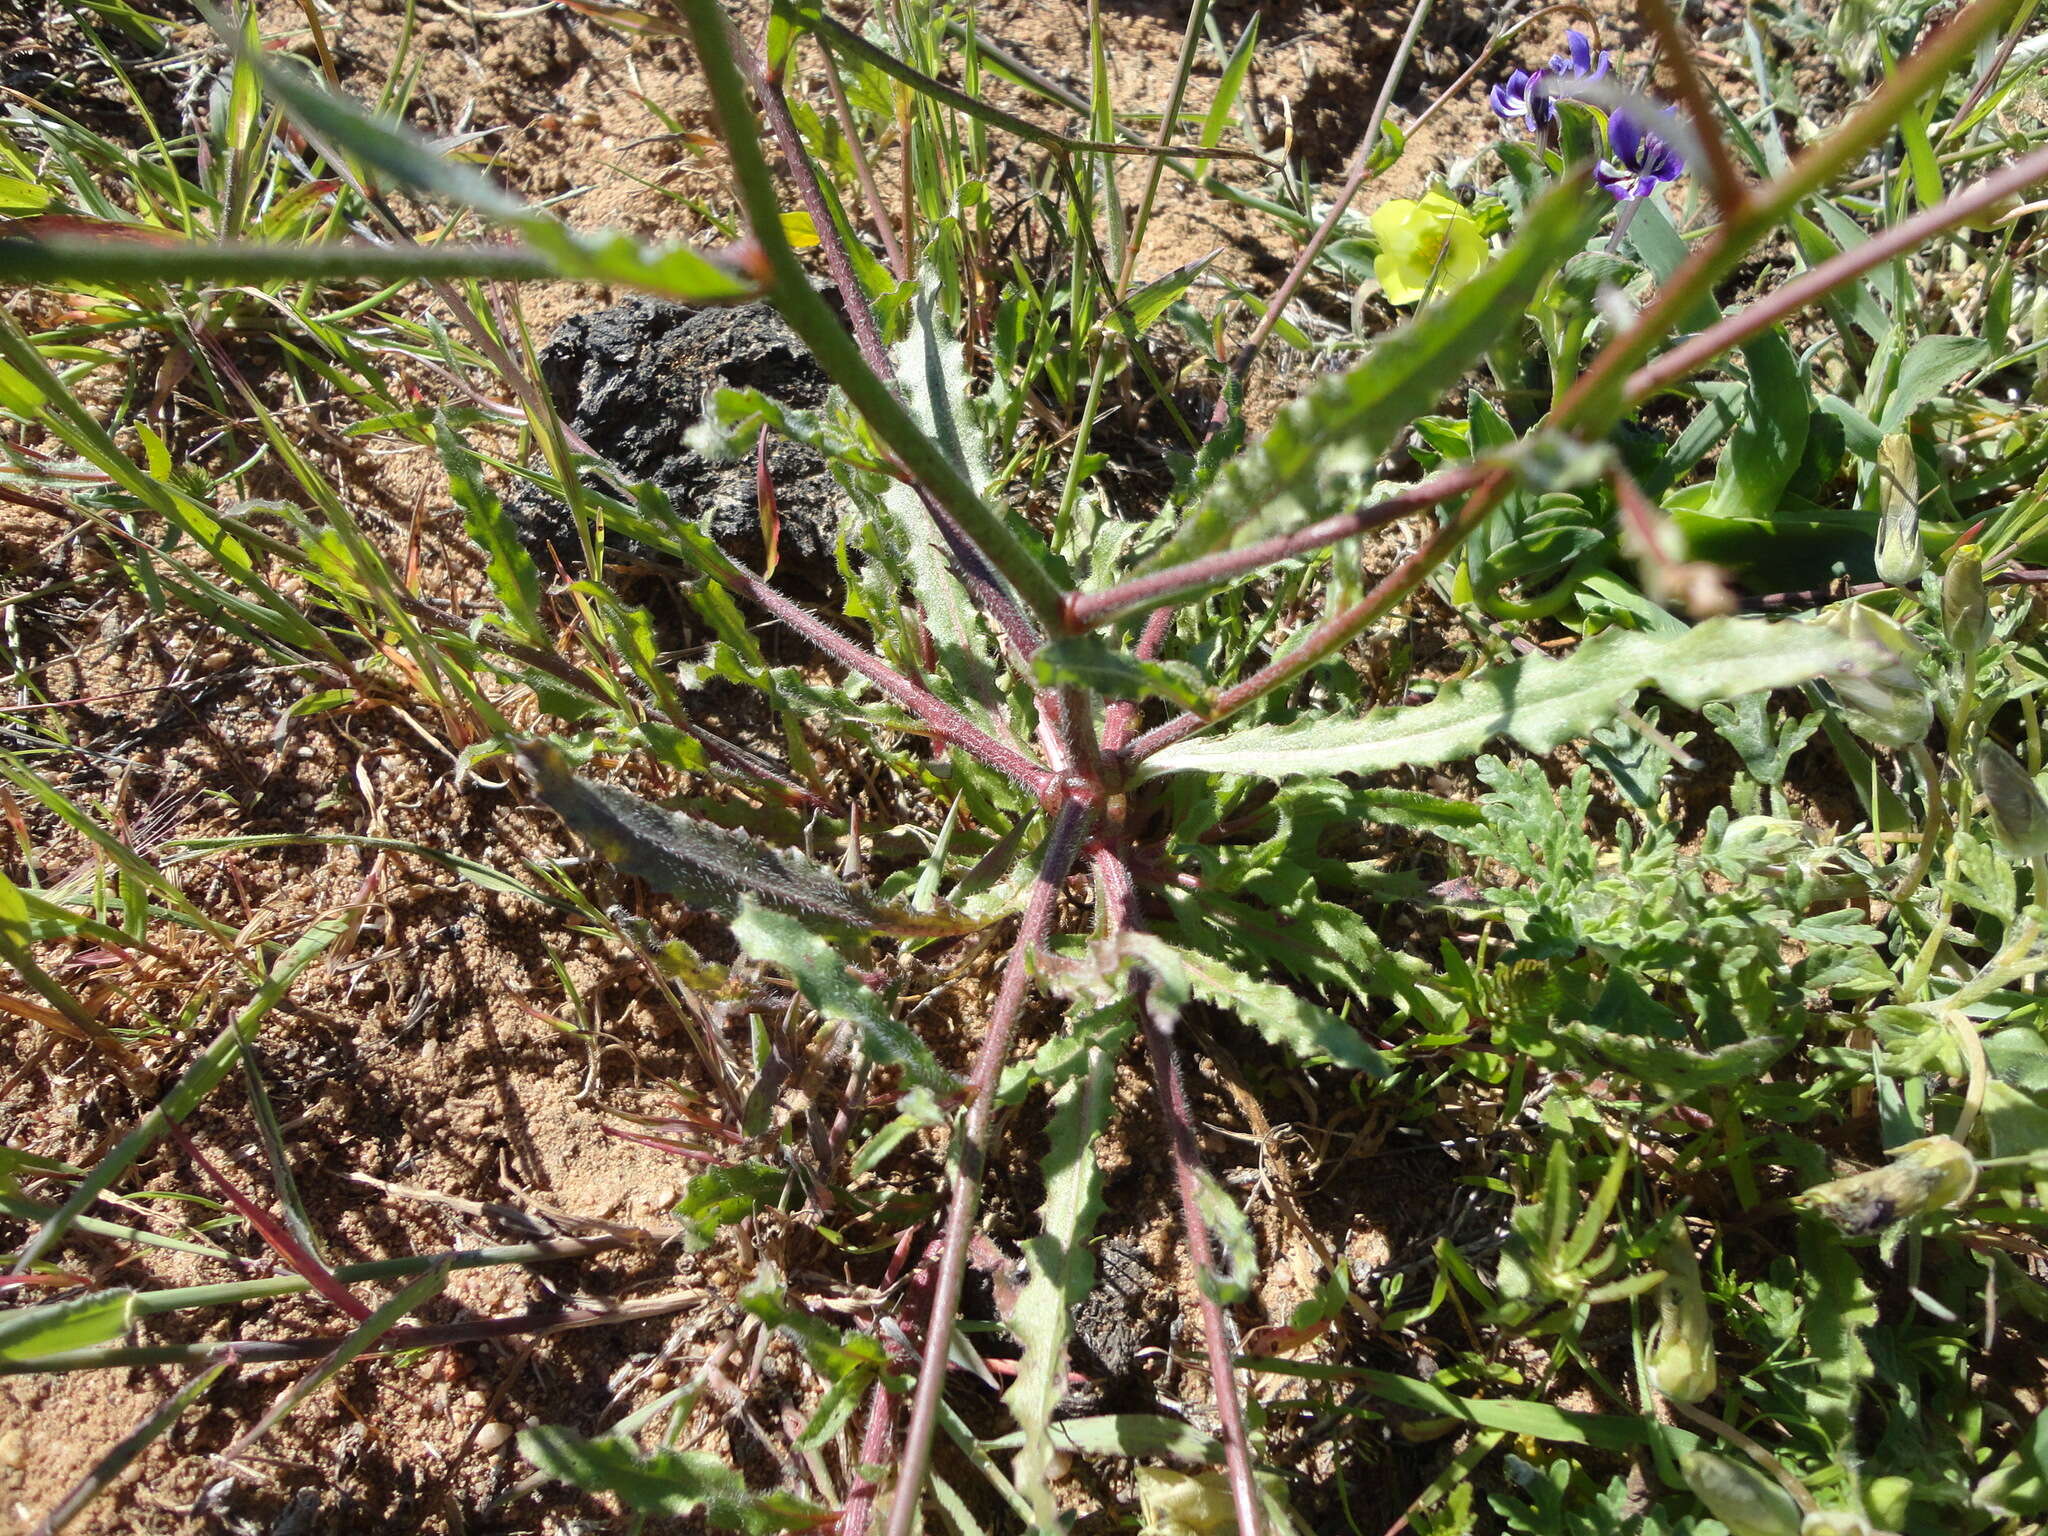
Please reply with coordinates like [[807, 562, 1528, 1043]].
[[1139, 617, 1872, 781], [519, 742, 976, 936]]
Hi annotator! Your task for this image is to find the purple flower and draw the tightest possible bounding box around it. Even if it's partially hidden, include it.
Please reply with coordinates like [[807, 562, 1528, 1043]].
[[1489, 67, 1555, 131], [1491, 31, 1612, 133], [1596, 109, 1684, 200], [1548, 29, 1614, 84]]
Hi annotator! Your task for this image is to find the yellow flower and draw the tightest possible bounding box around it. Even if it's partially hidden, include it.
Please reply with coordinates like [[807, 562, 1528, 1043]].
[[1369, 191, 1486, 305]]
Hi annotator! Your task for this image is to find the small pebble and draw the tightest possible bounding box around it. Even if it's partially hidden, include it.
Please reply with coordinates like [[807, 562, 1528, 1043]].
[[476, 1422, 515, 1453], [0, 1429, 24, 1468]]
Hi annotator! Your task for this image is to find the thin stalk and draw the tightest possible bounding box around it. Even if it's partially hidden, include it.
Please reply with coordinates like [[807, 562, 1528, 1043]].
[[884, 799, 1092, 1536], [117, 1235, 629, 1321], [0, 237, 561, 287], [1093, 844, 1263, 1536], [750, 40, 1048, 668], [727, 562, 1055, 794], [1116, 0, 1212, 291], [680, 0, 1071, 628], [1124, 470, 1514, 763], [1102, 606, 1176, 754], [1065, 463, 1491, 632], [818, 46, 909, 279], [1634, 0, 1750, 221], [1207, 0, 1433, 429], [0, 1290, 704, 1376]]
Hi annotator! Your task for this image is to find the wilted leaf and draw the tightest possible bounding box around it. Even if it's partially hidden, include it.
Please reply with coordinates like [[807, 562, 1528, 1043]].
[[520, 741, 974, 936]]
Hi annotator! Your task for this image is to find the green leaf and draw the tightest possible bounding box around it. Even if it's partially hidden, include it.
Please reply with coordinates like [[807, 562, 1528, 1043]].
[[676, 1161, 786, 1252], [985, 1413, 1224, 1464], [1032, 634, 1210, 713], [870, 279, 1003, 715], [519, 1426, 827, 1533], [0, 1289, 137, 1361], [0, 174, 52, 213], [1795, 1219, 1875, 1443], [1139, 617, 1869, 781], [1140, 177, 1594, 573], [1697, 330, 1808, 527], [1121, 249, 1219, 335], [1126, 934, 1388, 1075], [731, 900, 959, 1094], [442, 415, 547, 646], [519, 741, 973, 937], [1193, 15, 1259, 179], [1004, 1016, 1120, 1529], [1876, 334, 1991, 433], [1556, 1026, 1794, 1099]]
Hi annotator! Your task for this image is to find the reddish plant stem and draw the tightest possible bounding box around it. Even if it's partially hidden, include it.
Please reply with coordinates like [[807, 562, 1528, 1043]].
[[1092, 843, 1264, 1536], [730, 565, 1054, 794], [1124, 470, 1515, 764], [167, 1126, 369, 1322], [1064, 463, 1493, 633], [837, 1375, 898, 1536], [1634, 0, 1751, 222], [1101, 605, 1176, 753], [1624, 141, 2048, 404], [884, 799, 1092, 1536], [817, 47, 909, 281], [753, 32, 1056, 710]]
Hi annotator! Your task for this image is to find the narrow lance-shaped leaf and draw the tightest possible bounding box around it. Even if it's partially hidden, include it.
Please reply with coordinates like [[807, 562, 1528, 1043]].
[[519, 742, 975, 937], [1138, 617, 1873, 781], [731, 900, 959, 1094], [1005, 1015, 1122, 1530], [1138, 176, 1597, 573]]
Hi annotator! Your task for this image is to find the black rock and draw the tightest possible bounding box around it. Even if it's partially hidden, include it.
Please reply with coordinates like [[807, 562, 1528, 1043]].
[[510, 299, 839, 571]]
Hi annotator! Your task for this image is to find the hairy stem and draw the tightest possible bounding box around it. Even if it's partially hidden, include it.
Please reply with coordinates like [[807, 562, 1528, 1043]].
[[1065, 463, 1492, 632], [1124, 470, 1514, 762], [681, 0, 1071, 628], [1094, 844, 1265, 1536], [729, 565, 1054, 793], [884, 799, 1092, 1536]]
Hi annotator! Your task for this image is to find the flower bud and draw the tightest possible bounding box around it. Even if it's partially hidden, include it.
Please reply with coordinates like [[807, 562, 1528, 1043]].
[[1794, 1135, 1978, 1234], [1872, 435, 1925, 588], [1975, 741, 2048, 859], [1824, 603, 1934, 749], [1649, 1225, 1717, 1403], [1864, 1477, 1913, 1529], [1681, 1453, 1802, 1536], [1942, 544, 1990, 653]]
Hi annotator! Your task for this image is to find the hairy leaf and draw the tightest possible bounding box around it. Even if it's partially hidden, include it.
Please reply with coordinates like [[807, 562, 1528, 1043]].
[[519, 1427, 826, 1532], [1140, 178, 1594, 572], [1032, 634, 1210, 712], [732, 900, 959, 1093], [520, 742, 973, 936], [1139, 618, 1869, 781], [1004, 1014, 1121, 1529], [1136, 934, 1390, 1075]]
